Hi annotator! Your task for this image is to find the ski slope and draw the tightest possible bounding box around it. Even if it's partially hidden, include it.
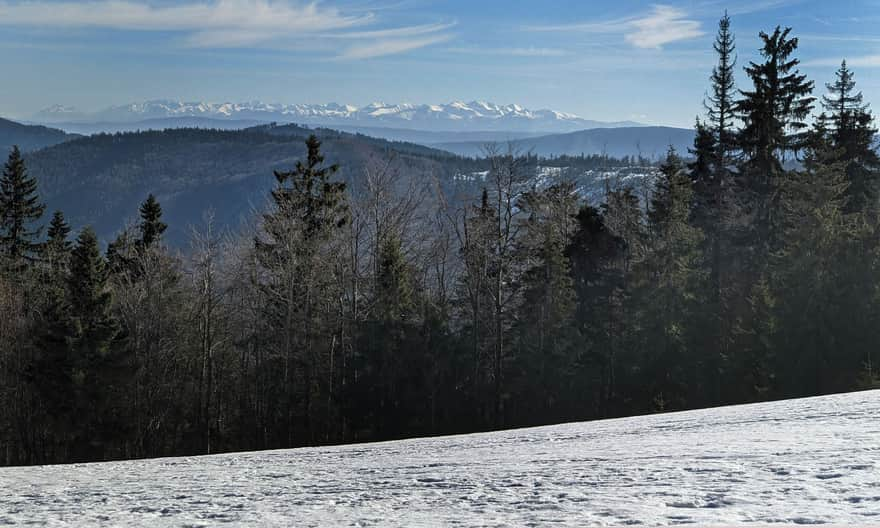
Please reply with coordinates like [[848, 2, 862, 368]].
[[2, 390, 879, 527]]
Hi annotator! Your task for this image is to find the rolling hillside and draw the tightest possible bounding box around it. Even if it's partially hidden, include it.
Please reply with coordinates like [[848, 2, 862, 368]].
[[0, 117, 78, 153], [22, 125, 481, 243]]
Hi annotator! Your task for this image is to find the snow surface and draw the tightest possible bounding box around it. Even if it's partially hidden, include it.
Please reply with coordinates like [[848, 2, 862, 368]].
[[2, 390, 879, 527]]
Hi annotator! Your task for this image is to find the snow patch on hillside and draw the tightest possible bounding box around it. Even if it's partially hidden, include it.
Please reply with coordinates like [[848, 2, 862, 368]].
[[2, 390, 878, 526]]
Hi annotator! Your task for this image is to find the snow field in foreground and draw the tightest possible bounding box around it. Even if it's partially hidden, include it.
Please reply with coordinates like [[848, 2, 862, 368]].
[[1, 390, 879, 527]]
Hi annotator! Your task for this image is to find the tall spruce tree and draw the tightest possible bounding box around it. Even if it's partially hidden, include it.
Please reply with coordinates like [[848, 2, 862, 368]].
[[735, 25, 815, 275], [67, 227, 123, 461], [597, 185, 644, 413], [689, 119, 716, 186], [692, 13, 739, 406], [28, 212, 75, 463], [255, 134, 348, 445], [818, 61, 879, 214], [566, 205, 625, 416], [633, 148, 706, 411], [513, 182, 578, 423], [769, 133, 864, 397], [44, 211, 72, 275], [357, 233, 419, 436], [0, 146, 45, 269], [737, 26, 815, 173], [706, 11, 737, 174], [138, 194, 167, 248]]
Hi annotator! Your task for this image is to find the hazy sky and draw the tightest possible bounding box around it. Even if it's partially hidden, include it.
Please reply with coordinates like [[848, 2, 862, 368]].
[[0, 0, 878, 126]]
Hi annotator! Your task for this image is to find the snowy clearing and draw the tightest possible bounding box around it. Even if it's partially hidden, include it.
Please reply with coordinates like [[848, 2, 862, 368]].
[[2, 390, 879, 527]]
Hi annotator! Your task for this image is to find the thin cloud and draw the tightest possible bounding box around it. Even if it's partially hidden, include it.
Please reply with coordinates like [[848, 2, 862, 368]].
[[446, 46, 569, 57], [804, 55, 880, 68], [338, 33, 452, 60], [524, 17, 629, 34], [324, 22, 455, 40], [0, 0, 370, 32], [800, 34, 880, 44], [526, 4, 703, 50], [695, 0, 802, 17], [0, 0, 453, 57], [626, 6, 703, 49]]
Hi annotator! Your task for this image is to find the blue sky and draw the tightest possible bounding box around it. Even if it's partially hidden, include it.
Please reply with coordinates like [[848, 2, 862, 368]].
[[0, 0, 878, 127]]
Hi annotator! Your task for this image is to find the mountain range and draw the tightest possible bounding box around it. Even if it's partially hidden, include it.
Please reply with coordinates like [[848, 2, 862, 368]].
[[32, 100, 644, 133], [436, 126, 696, 159]]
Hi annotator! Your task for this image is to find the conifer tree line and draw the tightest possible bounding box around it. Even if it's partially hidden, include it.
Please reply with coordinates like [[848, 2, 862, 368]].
[[1, 16, 879, 465]]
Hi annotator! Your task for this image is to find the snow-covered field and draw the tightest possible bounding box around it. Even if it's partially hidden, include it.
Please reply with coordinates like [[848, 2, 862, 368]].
[[2, 390, 879, 527]]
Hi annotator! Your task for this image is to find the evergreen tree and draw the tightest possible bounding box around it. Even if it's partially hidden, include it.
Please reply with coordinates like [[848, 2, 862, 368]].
[[44, 211, 72, 275], [375, 234, 415, 325], [737, 26, 815, 173], [106, 228, 137, 275], [647, 149, 685, 234], [513, 182, 578, 422], [0, 146, 45, 268], [730, 27, 816, 401], [566, 205, 625, 416], [818, 61, 879, 214], [734, 26, 815, 283], [602, 186, 644, 271], [595, 185, 644, 413], [689, 119, 716, 186], [692, 13, 738, 406], [67, 227, 123, 461], [769, 137, 861, 396], [255, 134, 349, 445], [30, 283, 76, 463], [138, 194, 167, 248], [706, 11, 737, 174], [356, 233, 420, 436], [633, 148, 706, 410]]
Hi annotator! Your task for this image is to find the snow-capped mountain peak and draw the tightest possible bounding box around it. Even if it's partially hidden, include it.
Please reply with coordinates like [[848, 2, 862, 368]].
[[33, 100, 643, 133]]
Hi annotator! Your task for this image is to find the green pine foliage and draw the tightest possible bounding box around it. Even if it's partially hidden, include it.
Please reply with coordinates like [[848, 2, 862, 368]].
[[632, 148, 707, 411], [69, 228, 127, 461], [817, 61, 880, 215], [138, 194, 167, 248], [737, 26, 816, 172], [566, 205, 625, 416], [770, 140, 858, 396], [254, 134, 350, 446], [0, 146, 46, 269], [513, 182, 579, 422]]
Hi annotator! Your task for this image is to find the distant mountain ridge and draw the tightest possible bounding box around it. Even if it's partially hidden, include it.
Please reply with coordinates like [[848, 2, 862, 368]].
[[35, 117, 268, 136], [33, 100, 644, 133], [436, 126, 696, 159]]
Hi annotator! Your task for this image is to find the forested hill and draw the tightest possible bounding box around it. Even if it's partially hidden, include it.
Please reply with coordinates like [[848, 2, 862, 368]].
[[23, 125, 482, 243], [0, 117, 78, 153]]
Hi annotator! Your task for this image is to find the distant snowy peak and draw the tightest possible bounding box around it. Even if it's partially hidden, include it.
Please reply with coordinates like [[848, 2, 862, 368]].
[[34, 100, 644, 132], [33, 104, 88, 122]]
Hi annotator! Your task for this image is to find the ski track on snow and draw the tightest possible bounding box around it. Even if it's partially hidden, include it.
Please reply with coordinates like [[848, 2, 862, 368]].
[[2, 390, 879, 526]]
